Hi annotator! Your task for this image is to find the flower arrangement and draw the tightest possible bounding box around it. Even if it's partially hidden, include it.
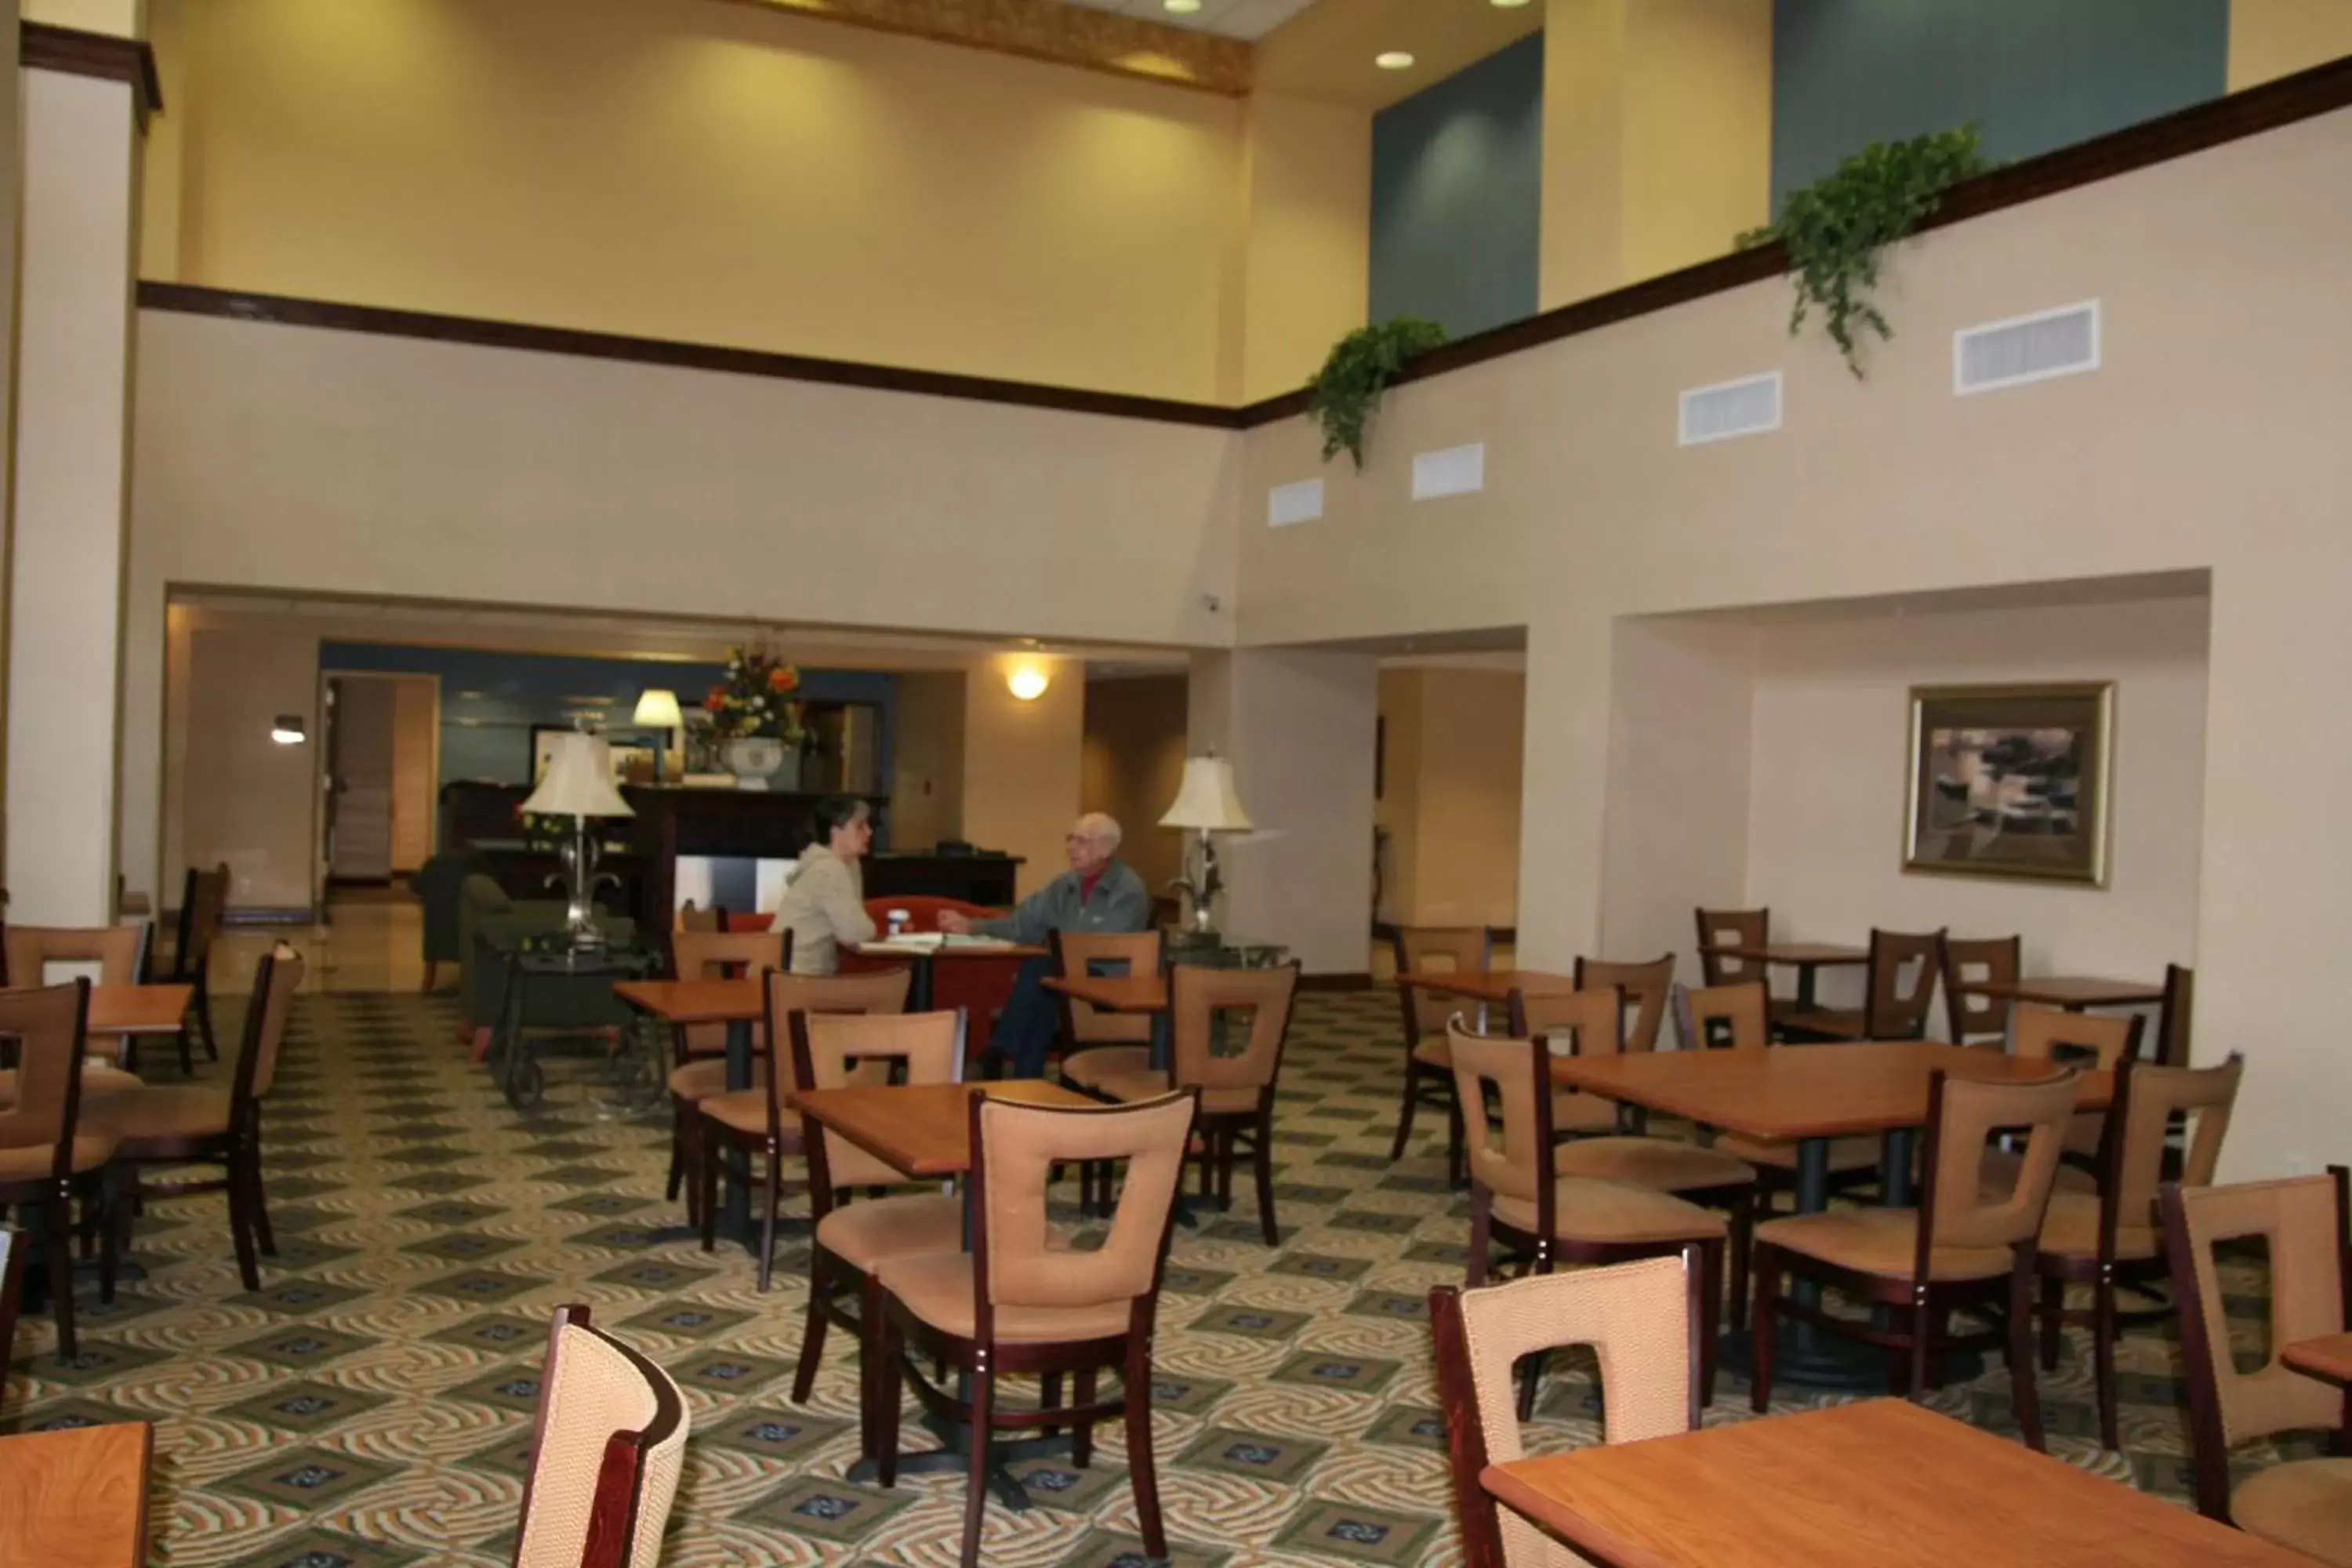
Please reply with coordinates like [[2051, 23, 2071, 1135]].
[[704, 645, 808, 742]]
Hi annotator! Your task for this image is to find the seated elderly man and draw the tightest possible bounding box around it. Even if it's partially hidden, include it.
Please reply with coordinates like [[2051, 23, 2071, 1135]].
[[941, 812, 1150, 1076]]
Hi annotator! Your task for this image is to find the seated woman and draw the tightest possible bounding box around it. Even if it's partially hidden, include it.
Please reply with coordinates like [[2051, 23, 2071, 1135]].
[[772, 796, 879, 975]]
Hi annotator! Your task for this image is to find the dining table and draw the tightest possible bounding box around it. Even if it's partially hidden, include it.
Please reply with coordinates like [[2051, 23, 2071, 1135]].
[[1481, 1397, 2314, 1567], [1396, 967, 1577, 1030], [0, 1420, 153, 1567], [797, 1077, 1098, 1511], [1956, 975, 2167, 1011], [2285, 1330, 2352, 1388], [84, 982, 194, 1065], [612, 976, 769, 1251], [1695, 942, 1865, 1011], [851, 935, 1047, 1011], [1042, 971, 1173, 1070]]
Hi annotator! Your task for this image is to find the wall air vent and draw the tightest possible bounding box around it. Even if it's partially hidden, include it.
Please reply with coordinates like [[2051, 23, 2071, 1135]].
[[1955, 301, 2100, 395], [1267, 477, 1324, 528], [1678, 372, 1782, 446], [1410, 442, 1485, 501]]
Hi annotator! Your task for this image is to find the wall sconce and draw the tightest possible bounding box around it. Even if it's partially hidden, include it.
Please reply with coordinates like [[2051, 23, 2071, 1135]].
[[270, 715, 308, 746], [1007, 665, 1050, 702]]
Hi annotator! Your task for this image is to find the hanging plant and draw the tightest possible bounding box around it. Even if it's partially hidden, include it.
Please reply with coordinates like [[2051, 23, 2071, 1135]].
[[1308, 317, 1448, 469], [1738, 125, 1991, 377]]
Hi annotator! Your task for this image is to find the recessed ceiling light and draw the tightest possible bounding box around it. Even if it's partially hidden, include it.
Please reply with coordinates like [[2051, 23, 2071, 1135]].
[[1375, 51, 1415, 71], [1163, 0, 1202, 11], [1490, 0, 1532, 7]]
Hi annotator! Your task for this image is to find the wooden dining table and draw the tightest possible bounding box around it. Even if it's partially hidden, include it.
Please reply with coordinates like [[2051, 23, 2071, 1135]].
[[1957, 975, 2167, 1011], [0, 1420, 153, 1567], [851, 938, 1047, 1011], [1696, 942, 1865, 1011], [613, 977, 768, 1250], [1396, 967, 1578, 1011], [1042, 971, 1174, 1070], [2285, 1330, 2352, 1388], [1481, 1397, 2313, 1567]]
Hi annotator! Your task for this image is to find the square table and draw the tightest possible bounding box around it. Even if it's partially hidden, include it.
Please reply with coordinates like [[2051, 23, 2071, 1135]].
[[1481, 1397, 2312, 1567], [614, 977, 768, 1251], [1042, 971, 1171, 1069], [798, 1078, 1098, 1512], [1696, 942, 1865, 1011], [851, 937, 1047, 1012], [0, 1421, 152, 1567], [2285, 1331, 2352, 1388], [1956, 975, 2167, 1011]]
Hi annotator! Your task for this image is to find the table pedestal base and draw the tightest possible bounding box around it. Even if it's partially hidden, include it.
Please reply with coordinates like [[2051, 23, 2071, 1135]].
[[845, 1408, 1074, 1513], [1718, 1323, 1986, 1395]]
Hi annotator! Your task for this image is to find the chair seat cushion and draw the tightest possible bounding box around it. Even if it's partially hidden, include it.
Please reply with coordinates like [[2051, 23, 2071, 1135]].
[[1094, 1069, 1259, 1116], [1410, 1037, 1451, 1072], [1979, 1147, 2099, 1200], [815, 1193, 964, 1269], [0, 1133, 117, 1182], [699, 1089, 796, 1142], [1062, 1047, 1152, 1091], [101, 1085, 233, 1145], [1756, 1207, 2012, 1282], [1491, 1177, 1726, 1245], [1550, 1091, 1621, 1135], [1549, 1136, 1755, 1194], [1719, 1132, 1882, 1173], [878, 1250, 1132, 1344], [2234, 1458, 2352, 1567], [669, 1058, 768, 1103], [0, 1062, 143, 1108], [2031, 1191, 2158, 1262]]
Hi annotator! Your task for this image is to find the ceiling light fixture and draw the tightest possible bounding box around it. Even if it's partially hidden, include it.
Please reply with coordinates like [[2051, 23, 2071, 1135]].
[[1490, 0, 1533, 8], [1163, 0, 1202, 12], [1007, 664, 1051, 702], [1375, 51, 1415, 71]]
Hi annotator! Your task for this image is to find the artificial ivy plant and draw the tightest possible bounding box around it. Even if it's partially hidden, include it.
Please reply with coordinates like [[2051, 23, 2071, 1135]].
[[1308, 316, 1448, 468], [1740, 125, 1991, 377]]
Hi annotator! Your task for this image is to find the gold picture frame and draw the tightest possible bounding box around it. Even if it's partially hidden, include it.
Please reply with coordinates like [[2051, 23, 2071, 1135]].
[[1904, 681, 2114, 886]]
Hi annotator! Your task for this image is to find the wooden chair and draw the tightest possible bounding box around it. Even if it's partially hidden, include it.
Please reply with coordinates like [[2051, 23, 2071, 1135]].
[[1678, 982, 1885, 1210], [1051, 929, 1163, 1093], [162, 863, 230, 1073], [1508, 985, 1626, 1139], [0, 1224, 20, 1399], [1985, 1006, 2143, 1193], [1093, 963, 1301, 1246], [1448, 1014, 1726, 1414], [1430, 1255, 1703, 1568], [0, 980, 113, 1361], [696, 966, 912, 1289], [2034, 1052, 2241, 1451], [100, 946, 304, 1292], [875, 1088, 1198, 1567], [2162, 1167, 2352, 1564], [1781, 927, 1946, 1042], [1940, 933, 2021, 1045], [2156, 962, 2195, 1068], [1751, 1067, 2080, 1446], [673, 902, 727, 933], [1573, 953, 1674, 1054], [5, 924, 146, 1073], [1693, 906, 1800, 1027], [514, 1304, 689, 1568], [1388, 926, 1490, 1185], [662, 928, 787, 1219], [786, 1007, 966, 1464]]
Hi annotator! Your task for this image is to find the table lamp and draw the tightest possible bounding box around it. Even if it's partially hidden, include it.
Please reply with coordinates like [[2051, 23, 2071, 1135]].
[[633, 688, 684, 782], [1159, 753, 1252, 935], [523, 730, 636, 946]]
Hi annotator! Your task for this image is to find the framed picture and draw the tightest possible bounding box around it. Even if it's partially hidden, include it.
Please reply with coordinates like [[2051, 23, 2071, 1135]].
[[1904, 682, 2114, 885], [531, 725, 659, 785]]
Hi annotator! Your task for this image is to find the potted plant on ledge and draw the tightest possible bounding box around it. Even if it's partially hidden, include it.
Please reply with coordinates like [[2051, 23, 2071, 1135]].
[[704, 645, 808, 790]]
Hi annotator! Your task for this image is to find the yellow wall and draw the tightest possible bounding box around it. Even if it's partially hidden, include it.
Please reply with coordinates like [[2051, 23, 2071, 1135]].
[[23, 0, 140, 36], [140, 0, 1367, 404], [1377, 667, 1524, 930], [2229, 0, 2352, 90]]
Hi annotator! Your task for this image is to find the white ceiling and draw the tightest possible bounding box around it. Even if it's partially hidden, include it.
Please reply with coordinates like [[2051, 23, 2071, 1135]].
[[1056, 0, 1317, 41]]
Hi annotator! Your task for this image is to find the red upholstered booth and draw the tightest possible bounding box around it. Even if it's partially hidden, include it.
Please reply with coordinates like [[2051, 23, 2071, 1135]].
[[840, 895, 1019, 1060]]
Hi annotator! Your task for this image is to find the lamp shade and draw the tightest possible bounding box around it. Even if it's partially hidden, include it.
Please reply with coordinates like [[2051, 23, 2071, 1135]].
[[633, 688, 684, 728], [524, 731, 636, 818], [1159, 755, 1252, 832]]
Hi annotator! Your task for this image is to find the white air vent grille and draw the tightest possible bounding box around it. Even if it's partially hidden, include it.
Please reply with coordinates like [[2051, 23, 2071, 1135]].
[[1411, 442, 1485, 500], [1266, 477, 1323, 528], [1955, 301, 2100, 395], [1679, 372, 1782, 446]]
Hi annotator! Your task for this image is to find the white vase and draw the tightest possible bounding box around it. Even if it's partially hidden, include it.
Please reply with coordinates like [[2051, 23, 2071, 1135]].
[[724, 736, 786, 789]]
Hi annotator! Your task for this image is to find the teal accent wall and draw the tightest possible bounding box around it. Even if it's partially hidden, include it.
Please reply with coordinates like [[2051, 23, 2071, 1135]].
[[1772, 0, 2229, 207], [1368, 32, 1544, 339]]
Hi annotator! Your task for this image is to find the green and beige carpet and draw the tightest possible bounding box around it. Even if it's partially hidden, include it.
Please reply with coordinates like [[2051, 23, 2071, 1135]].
[[0, 991, 2280, 1566]]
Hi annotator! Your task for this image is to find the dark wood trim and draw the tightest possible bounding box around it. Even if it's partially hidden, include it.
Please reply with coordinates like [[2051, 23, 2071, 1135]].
[[1299, 972, 1371, 993], [1371, 920, 1516, 946], [20, 23, 163, 117], [1236, 51, 2352, 428], [133, 281, 1242, 430]]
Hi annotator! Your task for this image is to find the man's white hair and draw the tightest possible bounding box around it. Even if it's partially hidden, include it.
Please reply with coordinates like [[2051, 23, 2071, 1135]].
[[1076, 812, 1123, 849]]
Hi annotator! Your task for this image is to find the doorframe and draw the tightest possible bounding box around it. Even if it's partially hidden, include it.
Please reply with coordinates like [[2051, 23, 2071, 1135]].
[[315, 669, 441, 902]]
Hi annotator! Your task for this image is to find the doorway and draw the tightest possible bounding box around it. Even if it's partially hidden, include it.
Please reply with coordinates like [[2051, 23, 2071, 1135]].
[[322, 672, 439, 887]]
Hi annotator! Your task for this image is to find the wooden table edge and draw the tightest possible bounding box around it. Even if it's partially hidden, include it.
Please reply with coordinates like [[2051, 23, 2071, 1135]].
[[1545, 1053, 2113, 1141], [1479, 1459, 1670, 1568], [0, 1418, 154, 1568], [1039, 976, 1165, 1012], [2284, 1337, 2352, 1388], [1955, 978, 2165, 1004]]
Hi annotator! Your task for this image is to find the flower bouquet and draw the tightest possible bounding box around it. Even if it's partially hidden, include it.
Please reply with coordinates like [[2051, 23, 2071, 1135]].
[[703, 646, 808, 743]]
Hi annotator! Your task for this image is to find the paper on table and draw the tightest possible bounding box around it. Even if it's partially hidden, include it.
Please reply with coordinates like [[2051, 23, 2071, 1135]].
[[858, 933, 1018, 955]]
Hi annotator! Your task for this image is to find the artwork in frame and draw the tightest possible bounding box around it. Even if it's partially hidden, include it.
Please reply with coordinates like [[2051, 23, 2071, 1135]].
[[1904, 682, 2114, 886], [530, 725, 657, 786]]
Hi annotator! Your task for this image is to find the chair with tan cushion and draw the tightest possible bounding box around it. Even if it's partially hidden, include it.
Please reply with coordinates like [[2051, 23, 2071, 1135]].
[[696, 966, 911, 1290], [787, 1007, 967, 1463], [1694, 906, 1804, 1028], [662, 928, 789, 1218], [1449, 1015, 1726, 1414], [1979, 1007, 2143, 1200], [1508, 985, 1629, 1138], [1051, 929, 1163, 1092], [2035, 1052, 2241, 1451], [1940, 933, 2021, 1045], [514, 1304, 688, 1568], [101, 945, 304, 1293], [0, 980, 114, 1362], [1096, 963, 1300, 1245], [2155, 962, 2195, 1068], [1388, 925, 1490, 1185], [1781, 927, 1945, 1042], [2162, 1167, 2352, 1565], [164, 862, 231, 1072], [6, 924, 148, 1073], [1686, 983, 1884, 1206], [1431, 1255, 1701, 1568], [1573, 953, 1675, 1054], [1751, 1067, 2079, 1446], [876, 1089, 1197, 1568]]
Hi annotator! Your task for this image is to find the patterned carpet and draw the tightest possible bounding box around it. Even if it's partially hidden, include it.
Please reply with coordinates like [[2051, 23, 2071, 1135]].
[[0, 989, 2259, 1566]]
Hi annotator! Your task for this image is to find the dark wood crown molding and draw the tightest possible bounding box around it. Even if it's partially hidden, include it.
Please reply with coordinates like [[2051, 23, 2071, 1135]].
[[135, 53, 2352, 432], [21, 22, 164, 119]]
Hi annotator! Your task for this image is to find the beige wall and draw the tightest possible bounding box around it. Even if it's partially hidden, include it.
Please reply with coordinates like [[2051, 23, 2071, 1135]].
[[1081, 674, 1190, 893], [888, 670, 966, 854], [1377, 667, 1524, 930], [180, 626, 320, 911], [2229, 0, 2352, 90], [1237, 107, 2352, 1175], [962, 655, 1083, 900]]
